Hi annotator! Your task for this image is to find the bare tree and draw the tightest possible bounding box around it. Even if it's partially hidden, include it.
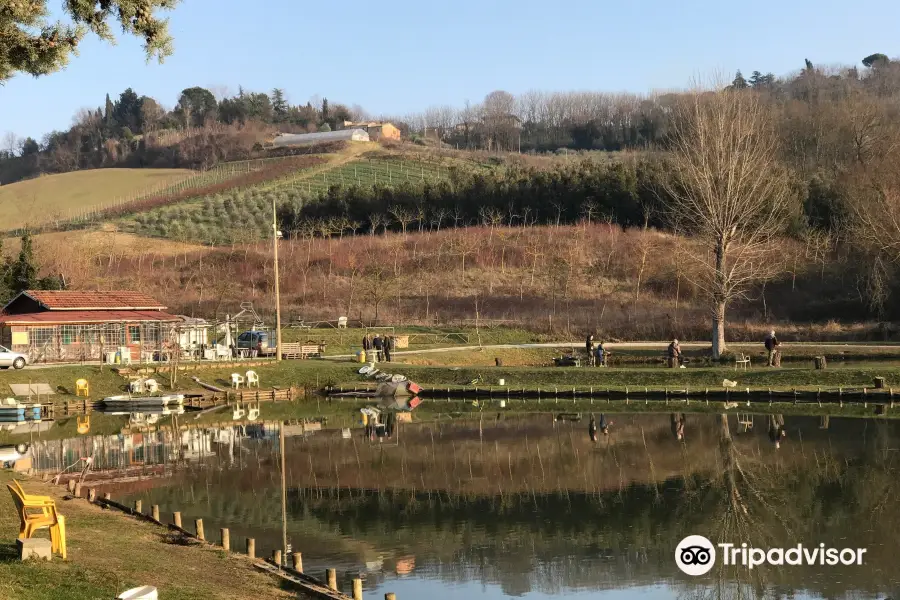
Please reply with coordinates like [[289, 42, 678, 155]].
[[662, 84, 794, 357]]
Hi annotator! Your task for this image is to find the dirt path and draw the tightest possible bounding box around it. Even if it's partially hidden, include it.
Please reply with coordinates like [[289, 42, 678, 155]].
[[321, 340, 900, 360]]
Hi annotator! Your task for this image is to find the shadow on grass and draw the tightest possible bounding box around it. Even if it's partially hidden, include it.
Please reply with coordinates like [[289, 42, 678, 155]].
[[0, 541, 19, 562]]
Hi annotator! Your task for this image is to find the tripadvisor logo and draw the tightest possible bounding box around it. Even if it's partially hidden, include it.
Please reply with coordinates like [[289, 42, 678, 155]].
[[675, 536, 867, 576]]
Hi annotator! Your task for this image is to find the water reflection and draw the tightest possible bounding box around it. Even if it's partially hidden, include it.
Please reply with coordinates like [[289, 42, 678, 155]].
[[30, 412, 900, 599]]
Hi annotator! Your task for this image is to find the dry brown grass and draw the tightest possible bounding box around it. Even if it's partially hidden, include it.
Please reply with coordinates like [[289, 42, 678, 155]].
[[25, 223, 887, 341]]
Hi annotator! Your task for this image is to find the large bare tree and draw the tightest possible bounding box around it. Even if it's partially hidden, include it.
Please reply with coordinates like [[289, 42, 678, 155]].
[[662, 85, 794, 357]]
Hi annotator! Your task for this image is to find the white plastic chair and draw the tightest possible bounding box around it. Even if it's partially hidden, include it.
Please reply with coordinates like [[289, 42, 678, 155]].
[[232, 403, 246, 420], [231, 373, 245, 389], [247, 405, 260, 421], [338, 316, 348, 329], [246, 370, 260, 388], [144, 379, 159, 394], [129, 379, 146, 394]]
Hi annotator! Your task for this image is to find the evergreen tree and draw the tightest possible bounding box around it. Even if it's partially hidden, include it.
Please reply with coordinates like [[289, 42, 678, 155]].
[[0, 0, 178, 82], [322, 98, 329, 122], [731, 70, 748, 90], [6, 232, 39, 295], [104, 93, 115, 128], [0, 238, 9, 304], [271, 88, 288, 121]]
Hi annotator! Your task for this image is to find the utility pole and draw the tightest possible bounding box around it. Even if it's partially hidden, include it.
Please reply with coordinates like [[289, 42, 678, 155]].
[[273, 198, 283, 361], [280, 422, 287, 566]]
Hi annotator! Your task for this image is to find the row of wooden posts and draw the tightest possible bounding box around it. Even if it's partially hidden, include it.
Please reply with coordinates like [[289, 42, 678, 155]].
[[64, 479, 396, 600]]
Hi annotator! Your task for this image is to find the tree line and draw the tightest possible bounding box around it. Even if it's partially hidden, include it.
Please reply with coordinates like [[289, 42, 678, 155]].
[[0, 85, 363, 183]]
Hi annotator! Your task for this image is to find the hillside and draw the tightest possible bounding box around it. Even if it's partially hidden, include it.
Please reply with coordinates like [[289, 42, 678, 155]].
[[0, 167, 193, 230], [116, 143, 493, 243], [24, 222, 886, 341]]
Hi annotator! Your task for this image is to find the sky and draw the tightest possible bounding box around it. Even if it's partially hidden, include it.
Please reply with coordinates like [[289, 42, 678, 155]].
[[2, 0, 900, 141]]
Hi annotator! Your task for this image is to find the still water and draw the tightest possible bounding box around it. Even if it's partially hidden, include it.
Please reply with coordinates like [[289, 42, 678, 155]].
[[29, 412, 900, 599]]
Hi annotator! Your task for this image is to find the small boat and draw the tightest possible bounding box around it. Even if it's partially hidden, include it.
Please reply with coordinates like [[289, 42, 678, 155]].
[[102, 394, 185, 409]]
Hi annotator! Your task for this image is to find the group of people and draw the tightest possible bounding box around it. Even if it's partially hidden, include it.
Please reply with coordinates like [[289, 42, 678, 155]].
[[584, 335, 608, 367], [362, 333, 395, 362]]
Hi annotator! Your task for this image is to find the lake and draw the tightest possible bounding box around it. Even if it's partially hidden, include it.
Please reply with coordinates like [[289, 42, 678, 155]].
[[28, 411, 900, 599]]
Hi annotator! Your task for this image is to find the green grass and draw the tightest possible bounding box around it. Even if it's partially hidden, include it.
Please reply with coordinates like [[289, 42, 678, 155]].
[[0, 473, 294, 599], [0, 168, 192, 230]]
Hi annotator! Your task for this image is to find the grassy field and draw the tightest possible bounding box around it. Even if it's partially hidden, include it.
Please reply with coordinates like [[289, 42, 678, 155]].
[[0, 168, 193, 230], [0, 473, 294, 600]]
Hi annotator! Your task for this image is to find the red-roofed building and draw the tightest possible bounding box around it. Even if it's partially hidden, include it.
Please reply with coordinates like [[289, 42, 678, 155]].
[[0, 290, 180, 363]]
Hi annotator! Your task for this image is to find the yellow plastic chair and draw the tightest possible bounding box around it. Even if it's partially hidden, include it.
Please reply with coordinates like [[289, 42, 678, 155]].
[[75, 379, 90, 397], [11, 480, 55, 505], [76, 415, 90, 435], [7, 482, 67, 559]]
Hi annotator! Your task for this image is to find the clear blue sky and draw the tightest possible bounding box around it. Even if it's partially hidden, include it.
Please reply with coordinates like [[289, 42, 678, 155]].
[[3, 0, 900, 141]]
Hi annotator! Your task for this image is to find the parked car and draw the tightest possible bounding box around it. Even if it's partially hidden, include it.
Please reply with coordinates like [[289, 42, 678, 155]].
[[0, 345, 27, 369], [236, 331, 276, 356]]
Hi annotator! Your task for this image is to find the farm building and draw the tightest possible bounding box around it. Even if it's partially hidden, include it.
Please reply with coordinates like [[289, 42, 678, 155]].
[[341, 121, 402, 141], [0, 290, 182, 364], [271, 128, 370, 148]]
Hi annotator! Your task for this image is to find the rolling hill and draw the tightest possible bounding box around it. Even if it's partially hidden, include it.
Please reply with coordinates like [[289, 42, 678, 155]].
[[0, 168, 193, 230]]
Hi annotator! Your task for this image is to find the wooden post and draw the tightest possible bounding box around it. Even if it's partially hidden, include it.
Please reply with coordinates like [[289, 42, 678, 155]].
[[134, 500, 142, 514], [67, 479, 76, 493], [292, 552, 303, 572], [327, 569, 337, 590], [385, 594, 396, 600], [151, 505, 160, 522], [173, 511, 182, 528], [246, 538, 256, 559], [73, 482, 82, 498], [273, 549, 282, 567], [221, 528, 230, 551], [195, 518, 205, 541], [88, 488, 97, 502], [352, 577, 363, 600]]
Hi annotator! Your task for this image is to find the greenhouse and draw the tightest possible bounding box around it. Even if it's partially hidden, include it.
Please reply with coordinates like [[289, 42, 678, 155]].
[[271, 128, 370, 147]]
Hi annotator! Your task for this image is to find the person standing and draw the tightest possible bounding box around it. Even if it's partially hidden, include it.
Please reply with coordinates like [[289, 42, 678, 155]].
[[667, 339, 682, 368], [596, 342, 606, 367], [588, 415, 598, 442], [765, 330, 781, 367], [362, 335, 372, 361], [373, 334, 384, 362], [384, 335, 393, 362], [585, 334, 596, 366]]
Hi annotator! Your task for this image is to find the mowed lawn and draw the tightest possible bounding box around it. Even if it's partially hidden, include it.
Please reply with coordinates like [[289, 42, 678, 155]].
[[0, 168, 192, 229]]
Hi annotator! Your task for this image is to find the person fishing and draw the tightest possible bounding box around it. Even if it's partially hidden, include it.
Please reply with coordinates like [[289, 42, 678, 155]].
[[765, 330, 781, 367], [671, 413, 686, 441], [588, 415, 599, 442], [595, 341, 606, 367]]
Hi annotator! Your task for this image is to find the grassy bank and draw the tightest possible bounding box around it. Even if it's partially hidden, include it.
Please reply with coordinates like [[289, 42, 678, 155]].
[[0, 473, 294, 600]]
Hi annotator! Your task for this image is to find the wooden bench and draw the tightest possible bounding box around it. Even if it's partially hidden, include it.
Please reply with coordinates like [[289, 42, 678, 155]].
[[281, 343, 320, 360]]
